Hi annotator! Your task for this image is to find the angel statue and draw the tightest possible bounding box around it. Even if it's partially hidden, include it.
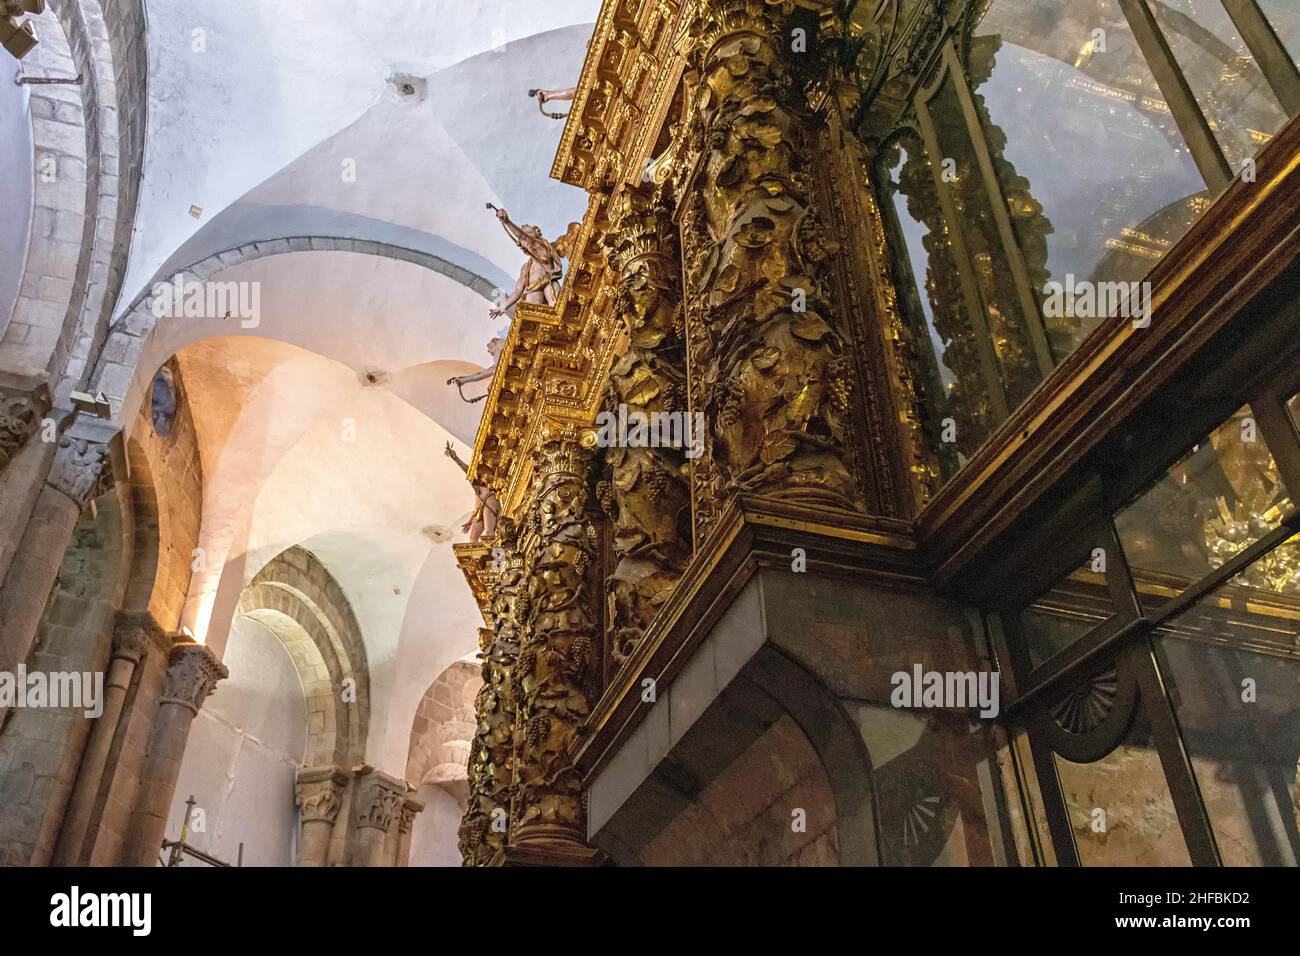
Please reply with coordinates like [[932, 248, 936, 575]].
[[445, 442, 500, 544], [486, 204, 580, 321]]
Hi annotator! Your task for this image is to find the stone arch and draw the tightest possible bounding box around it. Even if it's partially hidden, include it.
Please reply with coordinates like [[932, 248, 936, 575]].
[[91, 238, 504, 418], [40, 0, 132, 401], [592, 645, 880, 868], [234, 546, 371, 769], [405, 660, 479, 794], [1, 6, 85, 378]]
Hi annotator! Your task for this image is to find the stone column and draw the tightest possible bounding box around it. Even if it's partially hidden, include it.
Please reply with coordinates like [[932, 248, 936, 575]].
[[598, 186, 692, 668], [51, 610, 160, 866], [351, 769, 405, 867], [395, 796, 423, 867], [0, 414, 114, 728], [459, 524, 525, 866], [123, 640, 226, 866], [677, 0, 858, 534], [506, 429, 601, 863], [294, 765, 347, 867]]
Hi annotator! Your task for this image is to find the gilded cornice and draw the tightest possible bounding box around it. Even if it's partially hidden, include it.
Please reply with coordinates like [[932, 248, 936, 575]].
[[452, 542, 495, 626], [470, 0, 692, 522]]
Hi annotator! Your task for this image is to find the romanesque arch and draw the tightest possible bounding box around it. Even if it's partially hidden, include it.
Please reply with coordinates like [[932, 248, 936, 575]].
[[235, 546, 371, 769]]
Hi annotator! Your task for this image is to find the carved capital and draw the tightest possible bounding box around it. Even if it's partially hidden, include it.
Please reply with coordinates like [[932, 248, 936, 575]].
[[353, 771, 405, 831], [398, 797, 423, 834], [295, 766, 348, 825], [111, 611, 164, 664], [160, 641, 227, 716], [48, 434, 112, 506], [0, 380, 51, 473]]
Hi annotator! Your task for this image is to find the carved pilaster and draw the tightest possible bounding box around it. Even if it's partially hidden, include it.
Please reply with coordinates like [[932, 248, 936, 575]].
[[460, 522, 526, 866], [160, 641, 227, 716], [598, 185, 692, 667], [0, 380, 51, 473], [295, 766, 348, 825], [509, 429, 597, 850], [680, 0, 858, 534], [111, 611, 163, 665]]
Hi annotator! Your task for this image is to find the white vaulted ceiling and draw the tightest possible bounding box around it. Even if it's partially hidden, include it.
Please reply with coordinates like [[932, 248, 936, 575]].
[[119, 0, 600, 774]]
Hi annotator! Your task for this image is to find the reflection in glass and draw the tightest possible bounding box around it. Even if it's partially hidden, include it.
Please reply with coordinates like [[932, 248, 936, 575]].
[[928, 76, 1045, 410], [1054, 714, 1193, 866], [972, 0, 1209, 356], [1116, 406, 1295, 612], [1259, 1, 1300, 69], [1153, 539, 1300, 865], [1153, 0, 1289, 172], [881, 135, 971, 477], [1018, 545, 1116, 668]]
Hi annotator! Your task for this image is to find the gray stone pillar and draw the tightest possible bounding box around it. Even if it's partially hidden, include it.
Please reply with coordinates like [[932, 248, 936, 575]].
[[295, 765, 347, 867], [0, 414, 114, 728], [52, 611, 160, 866], [123, 640, 226, 866], [352, 769, 405, 867]]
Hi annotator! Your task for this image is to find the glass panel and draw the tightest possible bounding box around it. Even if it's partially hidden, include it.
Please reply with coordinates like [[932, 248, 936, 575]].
[[880, 136, 975, 478], [1259, 0, 1300, 69], [1053, 707, 1193, 865], [1153, 537, 1300, 865], [1018, 544, 1117, 668], [1116, 405, 1295, 613], [1153, 0, 1289, 172], [972, 0, 1210, 358], [928, 75, 1045, 409]]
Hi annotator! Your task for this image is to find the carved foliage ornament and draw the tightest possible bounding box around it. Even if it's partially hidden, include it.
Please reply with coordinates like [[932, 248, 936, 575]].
[[600, 186, 693, 667], [160, 642, 227, 715], [683, 4, 859, 513], [460, 525, 527, 866], [512, 430, 597, 840]]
